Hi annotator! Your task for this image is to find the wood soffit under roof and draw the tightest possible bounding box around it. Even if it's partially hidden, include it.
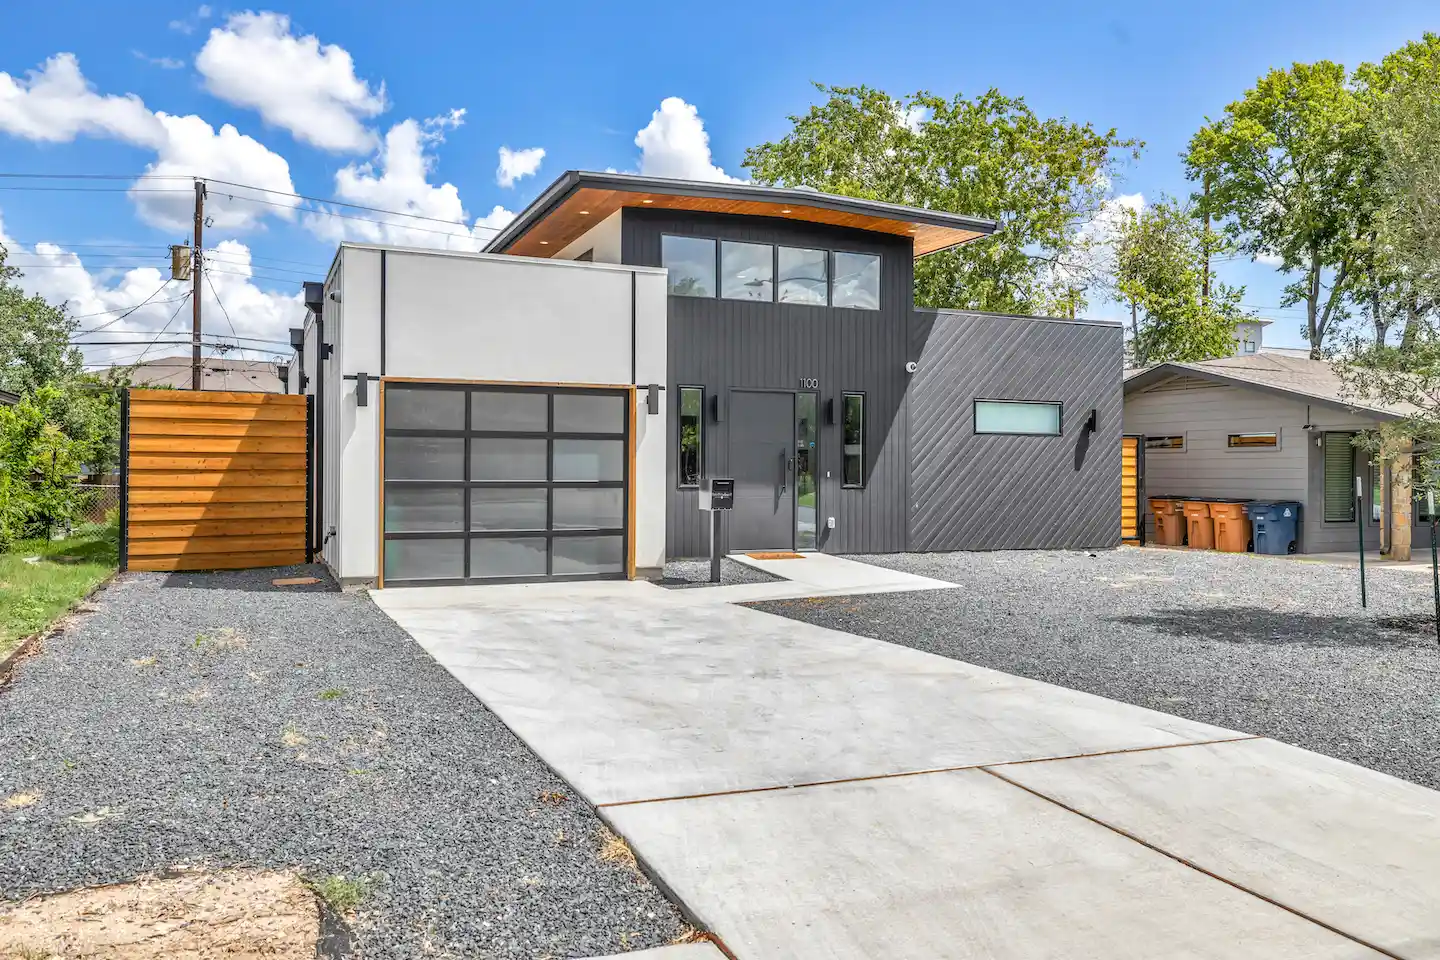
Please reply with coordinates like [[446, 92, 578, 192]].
[[502, 187, 990, 258]]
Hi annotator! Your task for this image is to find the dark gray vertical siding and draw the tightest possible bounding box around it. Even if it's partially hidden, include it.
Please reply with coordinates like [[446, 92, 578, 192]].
[[907, 310, 1124, 550], [623, 208, 913, 558]]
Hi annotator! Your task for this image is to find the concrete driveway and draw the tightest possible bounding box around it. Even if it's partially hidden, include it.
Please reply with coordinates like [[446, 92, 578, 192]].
[[374, 558, 1440, 959]]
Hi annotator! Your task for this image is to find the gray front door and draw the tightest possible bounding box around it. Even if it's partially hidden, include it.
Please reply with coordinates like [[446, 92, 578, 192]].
[[729, 390, 795, 552]]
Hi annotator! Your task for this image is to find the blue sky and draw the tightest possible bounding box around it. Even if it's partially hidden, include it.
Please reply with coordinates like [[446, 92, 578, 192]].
[[1, 0, 1436, 365]]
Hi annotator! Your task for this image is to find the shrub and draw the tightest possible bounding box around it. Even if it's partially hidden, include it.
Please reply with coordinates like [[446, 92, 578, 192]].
[[0, 387, 84, 548]]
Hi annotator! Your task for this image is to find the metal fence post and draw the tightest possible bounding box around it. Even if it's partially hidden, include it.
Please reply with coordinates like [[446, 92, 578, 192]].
[[118, 388, 130, 572]]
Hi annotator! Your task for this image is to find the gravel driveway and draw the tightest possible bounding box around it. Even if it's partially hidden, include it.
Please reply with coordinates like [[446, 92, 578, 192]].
[[0, 566, 687, 959], [751, 548, 1440, 791]]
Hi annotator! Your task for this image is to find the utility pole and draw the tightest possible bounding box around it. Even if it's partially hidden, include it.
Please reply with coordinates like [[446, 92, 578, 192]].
[[1201, 172, 1212, 305], [192, 179, 206, 391]]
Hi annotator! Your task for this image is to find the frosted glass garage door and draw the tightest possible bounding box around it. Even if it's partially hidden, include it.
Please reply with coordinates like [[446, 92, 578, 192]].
[[382, 384, 628, 584]]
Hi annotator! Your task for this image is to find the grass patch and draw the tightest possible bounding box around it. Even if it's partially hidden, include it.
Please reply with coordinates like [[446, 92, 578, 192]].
[[0, 524, 116, 660], [304, 874, 370, 915], [597, 828, 639, 874], [318, 687, 345, 701]]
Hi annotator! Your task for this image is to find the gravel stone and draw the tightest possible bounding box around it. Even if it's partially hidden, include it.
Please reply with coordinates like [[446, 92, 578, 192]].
[[657, 558, 782, 589], [750, 548, 1440, 790], [0, 565, 687, 959]]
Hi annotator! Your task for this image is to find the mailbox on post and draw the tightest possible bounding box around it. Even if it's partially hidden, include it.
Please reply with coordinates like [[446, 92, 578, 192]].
[[698, 478, 734, 582], [699, 478, 734, 512]]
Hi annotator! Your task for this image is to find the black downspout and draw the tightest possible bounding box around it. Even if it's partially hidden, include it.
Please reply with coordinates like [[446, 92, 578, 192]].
[[118, 388, 130, 572], [305, 394, 315, 563], [380, 251, 387, 376]]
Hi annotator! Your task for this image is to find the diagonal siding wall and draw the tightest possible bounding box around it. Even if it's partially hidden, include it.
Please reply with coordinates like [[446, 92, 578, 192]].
[[907, 310, 1123, 551]]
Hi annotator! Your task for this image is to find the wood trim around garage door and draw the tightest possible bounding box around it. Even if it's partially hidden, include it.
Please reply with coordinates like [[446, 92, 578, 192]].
[[377, 377, 638, 588]]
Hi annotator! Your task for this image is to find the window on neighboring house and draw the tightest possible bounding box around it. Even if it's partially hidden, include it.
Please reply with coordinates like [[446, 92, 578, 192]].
[[720, 241, 774, 301], [662, 236, 716, 297], [678, 386, 703, 487], [831, 252, 881, 309], [842, 392, 865, 487], [1372, 459, 1382, 522], [1414, 454, 1438, 521], [1242, 339, 1257, 354], [1323, 432, 1356, 522], [974, 400, 1063, 436], [1227, 432, 1279, 449], [1145, 435, 1185, 451], [777, 247, 828, 305]]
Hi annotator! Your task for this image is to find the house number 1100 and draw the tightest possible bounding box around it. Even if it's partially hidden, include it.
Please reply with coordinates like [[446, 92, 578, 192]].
[[798, 378, 819, 390]]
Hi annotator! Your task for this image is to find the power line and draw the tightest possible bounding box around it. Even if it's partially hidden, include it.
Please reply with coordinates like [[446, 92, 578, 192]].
[[201, 177, 504, 234], [220, 193, 492, 243], [0, 173, 192, 181], [0, 186, 192, 194], [81, 279, 177, 336], [203, 269, 241, 346], [130, 293, 193, 368], [70, 296, 190, 323]]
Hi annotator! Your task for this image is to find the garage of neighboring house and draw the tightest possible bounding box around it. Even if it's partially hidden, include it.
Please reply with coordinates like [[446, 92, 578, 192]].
[[380, 382, 634, 585]]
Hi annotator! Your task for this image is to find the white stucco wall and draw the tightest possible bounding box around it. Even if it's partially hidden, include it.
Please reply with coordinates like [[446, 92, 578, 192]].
[[323, 244, 667, 582], [555, 210, 622, 262]]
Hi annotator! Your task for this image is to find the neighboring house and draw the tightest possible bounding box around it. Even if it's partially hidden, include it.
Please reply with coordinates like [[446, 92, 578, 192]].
[[0, 388, 17, 406], [118, 355, 284, 393], [1233, 318, 1269, 356], [1124, 353, 1422, 553], [295, 170, 1123, 587]]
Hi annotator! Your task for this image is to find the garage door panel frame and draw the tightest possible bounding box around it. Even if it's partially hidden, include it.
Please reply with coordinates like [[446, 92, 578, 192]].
[[378, 379, 635, 588]]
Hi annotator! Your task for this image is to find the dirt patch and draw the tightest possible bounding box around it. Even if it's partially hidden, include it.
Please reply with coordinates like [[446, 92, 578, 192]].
[[0, 869, 319, 959]]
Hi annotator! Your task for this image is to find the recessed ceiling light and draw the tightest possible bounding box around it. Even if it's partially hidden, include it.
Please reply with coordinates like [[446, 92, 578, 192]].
[[781, 208, 792, 214], [539, 240, 549, 245], [578, 210, 590, 215], [908, 227, 917, 232], [642, 199, 653, 204]]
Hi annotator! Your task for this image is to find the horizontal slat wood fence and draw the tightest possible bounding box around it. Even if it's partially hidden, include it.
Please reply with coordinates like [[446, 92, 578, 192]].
[[1121, 435, 1142, 543], [122, 389, 311, 572]]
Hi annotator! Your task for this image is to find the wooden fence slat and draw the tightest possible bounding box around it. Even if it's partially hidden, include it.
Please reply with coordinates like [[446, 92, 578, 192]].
[[129, 502, 308, 521], [129, 389, 305, 405], [128, 470, 308, 489], [127, 549, 308, 572], [129, 454, 308, 472], [127, 518, 306, 539], [130, 402, 307, 422], [129, 419, 305, 438], [130, 436, 307, 454], [129, 488, 306, 504], [128, 534, 305, 556]]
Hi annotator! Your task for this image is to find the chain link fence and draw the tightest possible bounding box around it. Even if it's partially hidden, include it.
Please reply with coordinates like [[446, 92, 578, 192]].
[[76, 483, 120, 524]]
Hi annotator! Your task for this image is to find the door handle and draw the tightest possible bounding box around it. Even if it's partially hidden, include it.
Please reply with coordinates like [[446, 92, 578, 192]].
[[780, 451, 788, 494]]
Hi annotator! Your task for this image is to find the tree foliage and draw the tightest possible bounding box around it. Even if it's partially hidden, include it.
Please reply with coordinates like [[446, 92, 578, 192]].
[[1186, 61, 1377, 358], [744, 84, 1141, 317], [1114, 198, 1251, 365], [0, 387, 85, 549]]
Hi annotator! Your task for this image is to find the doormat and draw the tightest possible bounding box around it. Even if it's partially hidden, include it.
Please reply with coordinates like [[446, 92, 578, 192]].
[[746, 552, 805, 560]]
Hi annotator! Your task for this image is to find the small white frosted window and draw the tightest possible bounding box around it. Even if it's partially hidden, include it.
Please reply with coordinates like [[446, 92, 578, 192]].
[[974, 400, 1062, 436]]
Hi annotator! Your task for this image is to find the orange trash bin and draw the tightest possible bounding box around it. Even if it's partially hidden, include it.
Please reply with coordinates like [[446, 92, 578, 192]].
[[1182, 501, 1215, 549], [1208, 500, 1252, 553], [1148, 498, 1186, 546]]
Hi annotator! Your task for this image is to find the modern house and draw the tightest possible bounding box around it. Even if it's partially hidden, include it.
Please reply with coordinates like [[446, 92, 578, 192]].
[[294, 171, 1124, 587], [1124, 353, 1425, 553]]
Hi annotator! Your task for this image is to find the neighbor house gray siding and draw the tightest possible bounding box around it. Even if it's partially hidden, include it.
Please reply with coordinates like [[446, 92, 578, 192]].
[[906, 310, 1124, 551], [1123, 375, 1384, 552], [622, 207, 914, 558]]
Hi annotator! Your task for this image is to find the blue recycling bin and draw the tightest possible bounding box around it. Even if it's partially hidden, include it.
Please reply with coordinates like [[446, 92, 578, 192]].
[[1245, 501, 1301, 555]]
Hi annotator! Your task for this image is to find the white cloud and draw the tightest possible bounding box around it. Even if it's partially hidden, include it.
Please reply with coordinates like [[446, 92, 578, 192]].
[[308, 111, 510, 250], [0, 53, 297, 232], [169, 5, 213, 35], [134, 113, 300, 231], [634, 97, 741, 183], [0, 53, 162, 144], [0, 211, 299, 368], [196, 11, 385, 153], [496, 145, 545, 188], [1255, 251, 1284, 267], [898, 104, 930, 132], [133, 51, 186, 70]]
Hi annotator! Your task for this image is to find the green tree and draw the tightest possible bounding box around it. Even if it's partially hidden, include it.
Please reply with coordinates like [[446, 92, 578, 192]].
[[1114, 198, 1252, 365], [744, 84, 1141, 317], [0, 243, 84, 392], [1186, 62, 1378, 359], [0, 386, 85, 546]]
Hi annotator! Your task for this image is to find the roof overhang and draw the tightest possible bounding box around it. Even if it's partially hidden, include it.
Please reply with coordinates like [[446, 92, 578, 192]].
[[1123, 362, 1402, 420], [484, 171, 998, 259]]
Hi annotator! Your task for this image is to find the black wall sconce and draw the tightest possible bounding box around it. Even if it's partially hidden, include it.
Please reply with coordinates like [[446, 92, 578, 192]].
[[646, 383, 661, 416], [1084, 408, 1098, 433], [342, 371, 369, 406], [711, 393, 725, 423], [825, 397, 836, 425]]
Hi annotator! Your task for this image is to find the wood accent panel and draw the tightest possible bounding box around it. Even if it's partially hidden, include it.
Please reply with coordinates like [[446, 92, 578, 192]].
[[127, 550, 307, 572], [122, 391, 309, 572], [505, 186, 986, 259], [130, 436, 307, 454], [1121, 436, 1141, 542]]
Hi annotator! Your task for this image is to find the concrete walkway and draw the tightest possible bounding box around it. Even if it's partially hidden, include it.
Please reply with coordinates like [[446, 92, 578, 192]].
[[374, 558, 1440, 959]]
